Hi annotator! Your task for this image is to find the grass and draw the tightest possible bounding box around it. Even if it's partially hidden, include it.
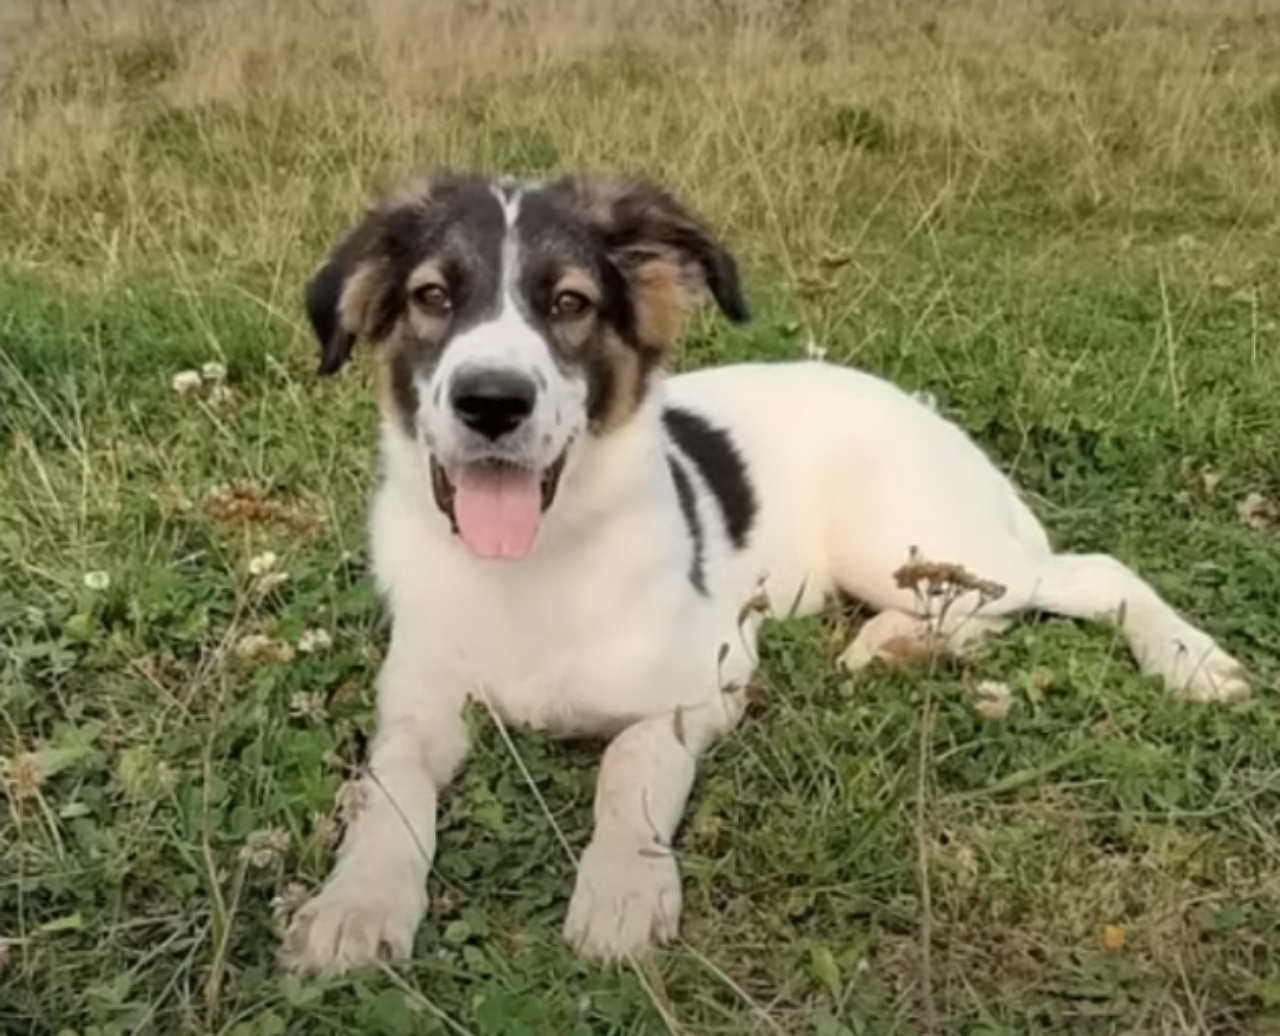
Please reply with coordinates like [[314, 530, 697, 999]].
[[3, 0, 1280, 1031]]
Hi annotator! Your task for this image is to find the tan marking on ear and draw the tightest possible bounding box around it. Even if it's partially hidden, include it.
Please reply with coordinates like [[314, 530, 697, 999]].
[[337, 259, 386, 339], [570, 177, 708, 350], [372, 345, 395, 415], [629, 255, 690, 352]]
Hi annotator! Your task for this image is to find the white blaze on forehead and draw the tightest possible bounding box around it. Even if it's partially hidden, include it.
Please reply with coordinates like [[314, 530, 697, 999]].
[[491, 180, 525, 313], [417, 176, 585, 486], [422, 179, 583, 563], [433, 182, 541, 370]]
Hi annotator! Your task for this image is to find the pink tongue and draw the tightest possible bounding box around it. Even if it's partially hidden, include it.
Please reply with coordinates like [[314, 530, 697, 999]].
[[452, 465, 543, 560]]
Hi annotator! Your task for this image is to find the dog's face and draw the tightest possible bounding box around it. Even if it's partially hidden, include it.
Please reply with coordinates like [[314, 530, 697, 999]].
[[305, 172, 748, 560]]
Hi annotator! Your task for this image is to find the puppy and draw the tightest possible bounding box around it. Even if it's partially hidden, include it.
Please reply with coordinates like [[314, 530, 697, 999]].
[[283, 171, 1249, 975]]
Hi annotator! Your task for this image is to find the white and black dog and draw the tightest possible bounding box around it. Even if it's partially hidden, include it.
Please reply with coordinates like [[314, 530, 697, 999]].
[[283, 171, 1249, 975]]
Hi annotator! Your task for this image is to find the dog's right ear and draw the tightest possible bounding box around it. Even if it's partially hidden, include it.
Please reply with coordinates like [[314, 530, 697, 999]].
[[305, 214, 389, 377]]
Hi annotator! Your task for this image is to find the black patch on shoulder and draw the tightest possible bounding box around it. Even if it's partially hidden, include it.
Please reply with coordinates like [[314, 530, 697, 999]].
[[667, 456, 707, 595], [663, 406, 757, 550]]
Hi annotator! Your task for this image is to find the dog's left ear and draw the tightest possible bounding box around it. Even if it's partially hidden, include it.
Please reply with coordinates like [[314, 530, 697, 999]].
[[574, 178, 749, 346], [305, 213, 391, 377]]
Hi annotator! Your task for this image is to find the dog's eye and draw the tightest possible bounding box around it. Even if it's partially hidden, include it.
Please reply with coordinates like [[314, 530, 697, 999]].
[[552, 290, 592, 319], [412, 284, 453, 317]]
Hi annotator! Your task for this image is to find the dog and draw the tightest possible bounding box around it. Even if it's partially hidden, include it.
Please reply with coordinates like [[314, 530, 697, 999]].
[[282, 170, 1249, 975]]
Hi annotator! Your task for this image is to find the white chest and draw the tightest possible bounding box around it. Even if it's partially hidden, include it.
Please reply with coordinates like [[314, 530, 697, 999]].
[[372, 482, 757, 738]]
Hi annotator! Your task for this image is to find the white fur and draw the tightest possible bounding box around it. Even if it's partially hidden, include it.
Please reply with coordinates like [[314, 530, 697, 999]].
[[283, 358, 1248, 976]]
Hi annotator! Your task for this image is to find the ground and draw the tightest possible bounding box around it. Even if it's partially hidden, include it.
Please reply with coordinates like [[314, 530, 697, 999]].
[[3, 1, 1280, 1033]]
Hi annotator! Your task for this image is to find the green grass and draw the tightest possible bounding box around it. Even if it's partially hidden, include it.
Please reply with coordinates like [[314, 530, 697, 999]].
[[4, 1, 1280, 1032]]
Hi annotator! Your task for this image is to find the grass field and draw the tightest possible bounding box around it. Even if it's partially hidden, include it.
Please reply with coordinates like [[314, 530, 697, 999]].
[[4, 0, 1280, 1032]]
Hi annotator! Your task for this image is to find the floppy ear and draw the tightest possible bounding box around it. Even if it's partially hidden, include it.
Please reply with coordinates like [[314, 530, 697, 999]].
[[573, 178, 749, 349], [304, 214, 390, 376]]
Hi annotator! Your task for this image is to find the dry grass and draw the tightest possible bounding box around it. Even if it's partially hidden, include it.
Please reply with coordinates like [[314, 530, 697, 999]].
[[5, 0, 1280, 290]]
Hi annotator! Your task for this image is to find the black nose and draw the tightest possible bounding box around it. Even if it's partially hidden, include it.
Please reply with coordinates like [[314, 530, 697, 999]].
[[449, 368, 537, 440]]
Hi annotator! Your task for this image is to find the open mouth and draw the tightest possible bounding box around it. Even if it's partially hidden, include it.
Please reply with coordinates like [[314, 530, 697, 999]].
[[430, 452, 567, 560]]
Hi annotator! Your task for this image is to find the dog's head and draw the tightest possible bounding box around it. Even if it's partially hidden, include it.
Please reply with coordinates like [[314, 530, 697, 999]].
[[305, 172, 748, 560]]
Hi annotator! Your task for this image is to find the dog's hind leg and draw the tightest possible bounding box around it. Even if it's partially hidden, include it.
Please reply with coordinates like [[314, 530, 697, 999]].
[[823, 465, 1246, 698], [839, 608, 1011, 672], [1026, 553, 1249, 701]]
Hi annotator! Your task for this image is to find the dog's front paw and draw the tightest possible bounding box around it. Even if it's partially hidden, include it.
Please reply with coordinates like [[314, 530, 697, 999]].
[[282, 869, 426, 976], [563, 837, 682, 963]]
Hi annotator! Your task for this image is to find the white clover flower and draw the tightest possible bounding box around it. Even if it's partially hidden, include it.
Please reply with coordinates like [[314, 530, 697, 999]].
[[297, 628, 333, 654], [1239, 491, 1276, 531], [973, 679, 1013, 721], [239, 827, 290, 869], [247, 551, 278, 577], [234, 633, 295, 664], [172, 370, 203, 395], [201, 361, 228, 383], [288, 691, 326, 720], [234, 633, 273, 660], [83, 571, 111, 591], [803, 335, 828, 361], [254, 571, 289, 594]]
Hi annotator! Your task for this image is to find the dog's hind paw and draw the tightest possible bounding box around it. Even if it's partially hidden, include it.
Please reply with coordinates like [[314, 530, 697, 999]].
[[563, 837, 682, 964], [1163, 636, 1250, 702]]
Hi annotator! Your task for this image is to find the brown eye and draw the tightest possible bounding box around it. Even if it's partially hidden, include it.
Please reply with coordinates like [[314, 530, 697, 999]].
[[552, 290, 592, 319], [412, 283, 452, 317]]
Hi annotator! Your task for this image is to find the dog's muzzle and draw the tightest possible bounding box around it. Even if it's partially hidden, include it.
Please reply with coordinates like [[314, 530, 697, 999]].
[[428, 365, 570, 560]]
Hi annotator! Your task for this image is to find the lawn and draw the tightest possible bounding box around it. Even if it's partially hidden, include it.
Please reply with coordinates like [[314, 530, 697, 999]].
[[3, 1, 1280, 1032]]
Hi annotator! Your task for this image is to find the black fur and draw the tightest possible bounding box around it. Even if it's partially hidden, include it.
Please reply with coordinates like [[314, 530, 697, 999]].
[[304, 174, 505, 380], [583, 179, 750, 325], [663, 406, 757, 550], [667, 456, 707, 594], [306, 237, 361, 376]]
